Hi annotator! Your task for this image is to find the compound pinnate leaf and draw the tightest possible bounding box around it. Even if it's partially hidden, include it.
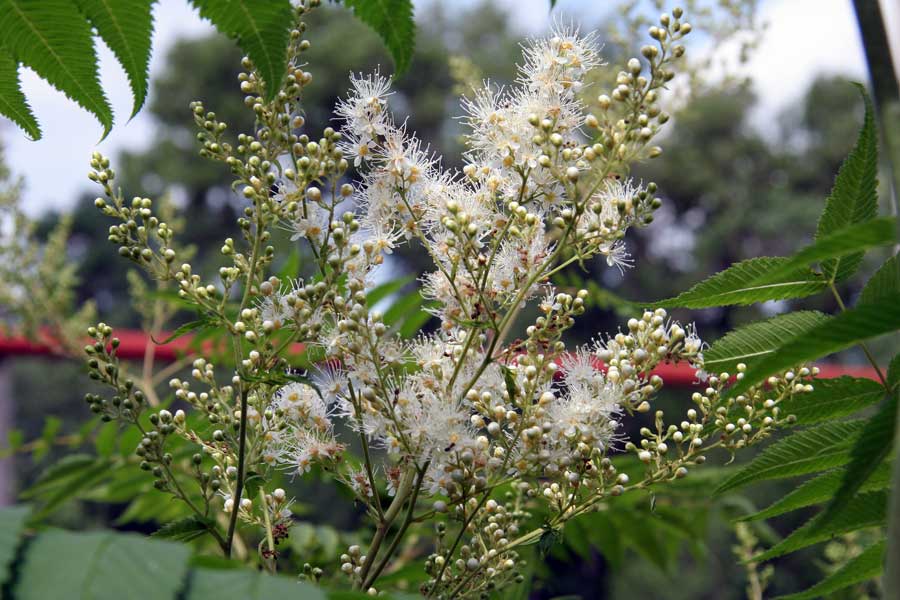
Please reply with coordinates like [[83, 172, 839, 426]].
[[190, 0, 292, 102], [343, 0, 415, 75], [715, 420, 865, 495], [703, 311, 829, 374], [0, 0, 113, 137], [655, 257, 826, 309], [74, 0, 155, 118]]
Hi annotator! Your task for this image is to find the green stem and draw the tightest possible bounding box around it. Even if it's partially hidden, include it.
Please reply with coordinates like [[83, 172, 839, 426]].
[[362, 462, 429, 590], [356, 467, 416, 588], [259, 488, 277, 574]]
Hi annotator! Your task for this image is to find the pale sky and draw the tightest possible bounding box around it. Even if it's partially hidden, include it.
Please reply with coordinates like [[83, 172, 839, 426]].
[[2, 0, 898, 216]]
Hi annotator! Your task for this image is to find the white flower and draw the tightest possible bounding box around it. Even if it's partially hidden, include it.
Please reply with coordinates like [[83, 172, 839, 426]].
[[519, 22, 601, 97], [335, 70, 394, 165]]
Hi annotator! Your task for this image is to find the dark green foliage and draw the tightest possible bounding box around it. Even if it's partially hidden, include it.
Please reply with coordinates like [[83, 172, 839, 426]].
[[0, 50, 38, 138], [816, 385, 895, 527], [681, 86, 895, 597], [16, 528, 192, 600], [728, 295, 900, 398], [703, 311, 829, 374], [714, 421, 865, 495], [814, 85, 878, 283], [0, 0, 112, 136], [0, 0, 417, 139], [655, 257, 826, 309], [778, 376, 884, 426], [741, 462, 892, 522], [775, 541, 885, 600], [342, 0, 415, 75], [190, 0, 292, 102], [0, 505, 410, 598], [751, 491, 887, 562], [0, 506, 29, 588], [859, 253, 900, 305], [74, 0, 155, 117]]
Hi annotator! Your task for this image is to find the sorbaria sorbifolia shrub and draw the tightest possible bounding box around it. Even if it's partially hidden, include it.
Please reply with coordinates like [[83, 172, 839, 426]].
[[82, 2, 811, 596]]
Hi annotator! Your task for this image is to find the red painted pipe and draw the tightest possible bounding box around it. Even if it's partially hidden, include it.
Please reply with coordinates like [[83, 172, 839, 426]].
[[0, 329, 882, 388]]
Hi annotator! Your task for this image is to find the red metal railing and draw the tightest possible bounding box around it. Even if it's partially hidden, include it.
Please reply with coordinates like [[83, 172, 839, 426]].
[[0, 329, 882, 387]]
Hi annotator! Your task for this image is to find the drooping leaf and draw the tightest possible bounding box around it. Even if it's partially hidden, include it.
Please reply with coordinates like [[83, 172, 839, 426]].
[[729, 295, 900, 397], [151, 315, 216, 345], [152, 515, 217, 542], [752, 490, 887, 562], [365, 275, 414, 307], [776, 540, 885, 600], [0, 505, 30, 588], [343, 0, 415, 75], [74, 0, 155, 118], [703, 311, 830, 374], [779, 376, 885, 426], [186, 567, 326, 600], [16, 529, 191, 600], [758, 217, 896, 285], [0, 49, 39, 138], [742, 461, 891, 522], [398, 301, 436, 338], [0, 0, 112, 136], [816, 388, 896, 528], [715, 420, 865, 495], [190, 0, 292, 101], [654, 257, 825, 309], [815, 85, 878, 282], [383, 288, 425, 327], [22, 454, 116, 519]]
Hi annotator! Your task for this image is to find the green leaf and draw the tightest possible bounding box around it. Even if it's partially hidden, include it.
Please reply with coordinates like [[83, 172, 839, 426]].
[[655, 257, 826, 309], [151, 316, 215, 345], [815, 85, 878, 282], [16, 529, 191, 600], [779, 376, 885, 426], [715, 420, 865, 495], [398, 302, 436, 338], [742, 461, 892, 522], [186, 567, 326, 600], [0, 49, 39, 138], [33, 415, 61, 461], [366, 275, 414, 306], [21, 453, 95, 497], [816, 389, 896, 528], [0, 0, 112, 136], [752, 490, 887, 562], [94, 420, 119, 457], [860, 253, 900, 306], [152, 515, 216, 542], [190, 0, 292, 102], [776, 540, 885, 600], [74, 0, 155, 119], [0, 505, 30, 588], [729, 295, 900, 398], [703, 311, 830, 374], [22, 454, 116, 519], [382, 288, 424, 326], [343, 0, 415, 75], [758, 217, 896, 286]]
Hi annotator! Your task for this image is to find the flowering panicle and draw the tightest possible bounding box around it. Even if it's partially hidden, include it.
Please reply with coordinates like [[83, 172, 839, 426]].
[[79, 5, 814, 597]]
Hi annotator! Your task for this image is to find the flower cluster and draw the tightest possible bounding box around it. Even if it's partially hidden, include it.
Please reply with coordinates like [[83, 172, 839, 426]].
[[81, 4, 812, 598]]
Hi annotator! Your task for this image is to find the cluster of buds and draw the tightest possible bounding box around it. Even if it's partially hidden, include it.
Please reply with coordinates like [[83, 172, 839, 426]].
[[595, 308, 703, 412], [587, 8, 692, 165], [425, 495, 525, 597]]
